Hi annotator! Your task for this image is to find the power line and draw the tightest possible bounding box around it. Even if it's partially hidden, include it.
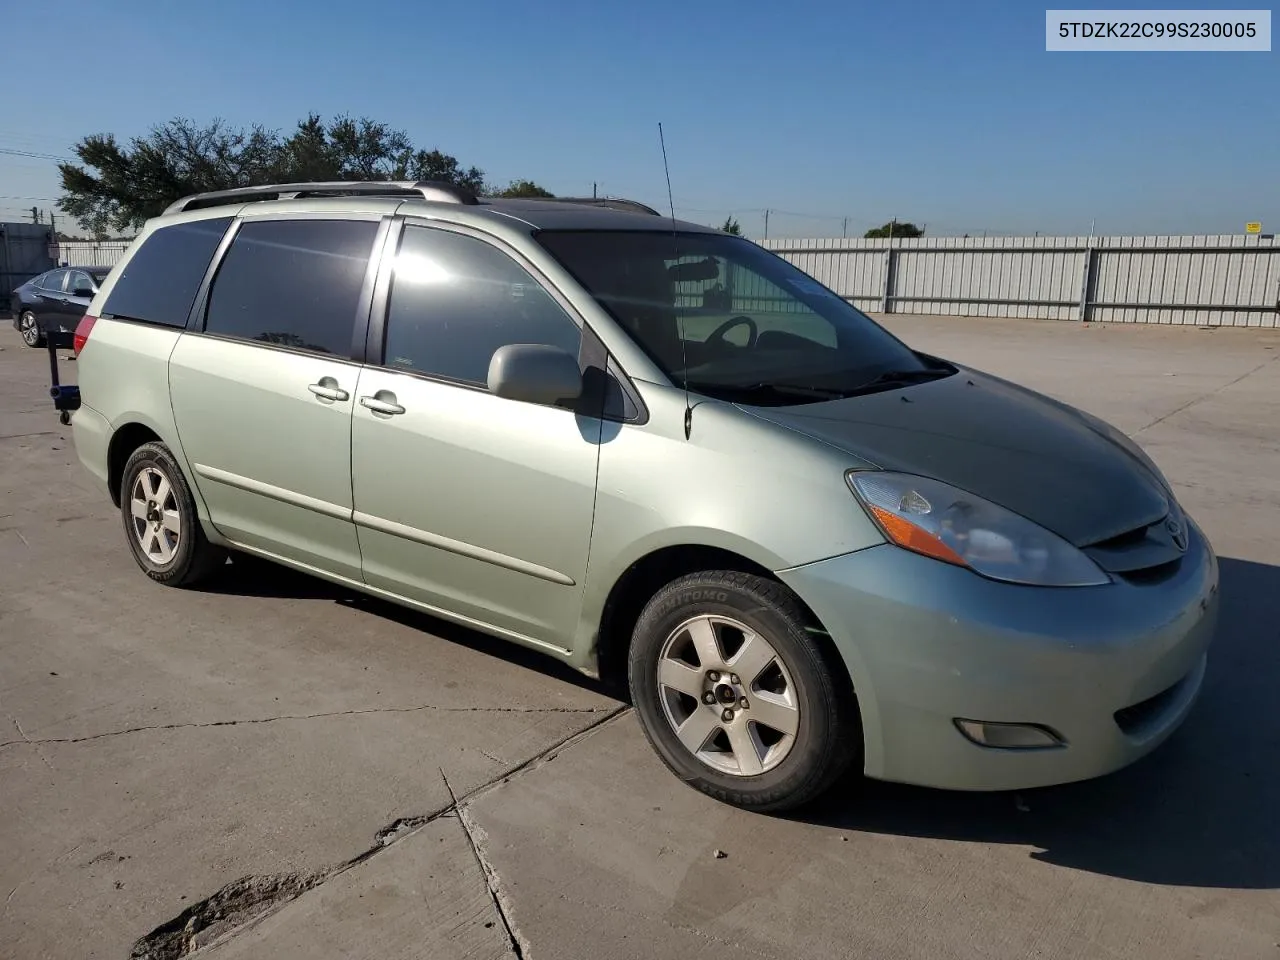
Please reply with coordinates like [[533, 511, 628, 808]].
[[0, 146, 74, 162]]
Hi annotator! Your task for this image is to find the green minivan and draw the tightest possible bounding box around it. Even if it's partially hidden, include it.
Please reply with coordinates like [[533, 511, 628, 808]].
[[61, 181, 1217, 811]]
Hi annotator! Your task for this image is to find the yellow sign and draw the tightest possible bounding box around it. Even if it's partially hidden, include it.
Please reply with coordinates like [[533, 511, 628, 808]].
[[1245, 222, 1262, 234]]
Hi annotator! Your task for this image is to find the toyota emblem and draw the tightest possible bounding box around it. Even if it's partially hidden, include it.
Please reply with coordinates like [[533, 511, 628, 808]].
[[1167, 518, 1188, 551]]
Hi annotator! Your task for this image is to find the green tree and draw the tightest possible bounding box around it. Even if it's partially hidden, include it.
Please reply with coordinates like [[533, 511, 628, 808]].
[[492, 179, 555, 198], [405, 149, 486, 194], [58, 114, 493, 235], [864, 220, 924, 239], [721, 216, 742, 235]]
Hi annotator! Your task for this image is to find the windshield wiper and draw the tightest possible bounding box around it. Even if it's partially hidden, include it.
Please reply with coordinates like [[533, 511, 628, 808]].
[[704, 382, 848, 404], [844, 366, 952, 396]]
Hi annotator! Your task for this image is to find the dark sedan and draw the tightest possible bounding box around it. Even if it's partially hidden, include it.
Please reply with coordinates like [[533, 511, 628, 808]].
[[10, 266, 112, 348]]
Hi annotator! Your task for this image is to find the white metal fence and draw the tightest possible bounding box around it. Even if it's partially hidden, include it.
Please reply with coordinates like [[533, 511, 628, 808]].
[[762, 235, 1280, 327], [56, 234, 1280, 328], [56, 240, 132, 268]]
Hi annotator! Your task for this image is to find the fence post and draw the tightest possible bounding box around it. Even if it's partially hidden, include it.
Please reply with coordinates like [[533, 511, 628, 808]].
[[1076, 241, 1097, 322], [881, 241, 896, 314]]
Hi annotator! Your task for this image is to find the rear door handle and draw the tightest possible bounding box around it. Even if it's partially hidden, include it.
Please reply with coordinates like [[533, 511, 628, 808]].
[[359, 393, 405, 416], [308, 378, 349, 402]]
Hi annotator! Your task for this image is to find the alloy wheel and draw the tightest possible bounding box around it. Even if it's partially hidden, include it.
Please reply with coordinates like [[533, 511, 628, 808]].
[[129, 466, 182, 564], [656, 614, 801, 776], [19, 312, 39, 346]]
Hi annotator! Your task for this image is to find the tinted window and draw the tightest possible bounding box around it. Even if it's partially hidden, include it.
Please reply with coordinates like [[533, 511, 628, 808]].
[[537, 230, 931, 406], [89, 268, 111, 286], [383, 226, 580, 386], [204, 219, 379, 356], [67, 271, 93, 294], [103, 218, 232, 326], [40, 270, 66, 292]]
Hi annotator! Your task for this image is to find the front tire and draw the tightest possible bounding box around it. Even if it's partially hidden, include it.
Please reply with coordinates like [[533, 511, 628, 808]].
[[18, 310, 44, 348], [120, 442, 226, 586], [628, 571, 860, 812]]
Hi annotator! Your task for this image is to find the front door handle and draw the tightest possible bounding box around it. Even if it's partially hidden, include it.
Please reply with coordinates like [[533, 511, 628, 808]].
[[359, 392, 405, 416], [308, 377, 349, 402]]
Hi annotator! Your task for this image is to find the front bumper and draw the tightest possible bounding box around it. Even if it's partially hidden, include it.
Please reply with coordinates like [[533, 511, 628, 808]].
[[780, 519, 1219, 791]]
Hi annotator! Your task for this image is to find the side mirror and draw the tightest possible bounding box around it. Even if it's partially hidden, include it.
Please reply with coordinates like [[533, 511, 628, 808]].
[[487, 343, 582, 406], [73, 286, 94, 298]]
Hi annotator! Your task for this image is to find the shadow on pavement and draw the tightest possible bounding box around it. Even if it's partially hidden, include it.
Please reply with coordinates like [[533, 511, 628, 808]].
[[204, 551, 618, 698], [202, 548, 1277, 889], [796, 556, 1280, 890]]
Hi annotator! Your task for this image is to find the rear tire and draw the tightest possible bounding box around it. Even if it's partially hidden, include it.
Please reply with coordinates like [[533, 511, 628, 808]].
[[120, 442, 226, 586], [628, 571, 861, 812], [18, 310, 44, 348]]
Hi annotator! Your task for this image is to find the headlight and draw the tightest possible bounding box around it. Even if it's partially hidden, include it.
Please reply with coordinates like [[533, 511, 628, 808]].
[[848, 472, 1110, 587]]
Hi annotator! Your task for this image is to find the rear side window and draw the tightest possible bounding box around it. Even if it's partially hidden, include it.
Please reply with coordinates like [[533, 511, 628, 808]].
[[40, 270, 67, 292], [204, 218, 379, 356], [102, 217, 232, 326]]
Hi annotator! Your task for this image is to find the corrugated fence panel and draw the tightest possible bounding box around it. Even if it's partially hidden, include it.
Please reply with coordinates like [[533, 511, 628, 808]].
[[869, 237, 1084, 321], [1089, 234, 1280, 326], [762, 234, 1278, 327]]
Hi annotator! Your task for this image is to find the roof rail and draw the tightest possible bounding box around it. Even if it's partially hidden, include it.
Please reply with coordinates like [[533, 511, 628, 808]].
[[163, 180, 479, 215], [510, 196, 663, 217]]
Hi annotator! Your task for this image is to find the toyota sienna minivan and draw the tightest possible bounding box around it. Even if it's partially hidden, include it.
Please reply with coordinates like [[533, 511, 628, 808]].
[[57, 180, 1218, 810]]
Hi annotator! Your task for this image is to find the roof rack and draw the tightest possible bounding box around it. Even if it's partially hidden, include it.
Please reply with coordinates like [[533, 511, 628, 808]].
[[510, 196, 663, 217], [163, 180, 479, 215]]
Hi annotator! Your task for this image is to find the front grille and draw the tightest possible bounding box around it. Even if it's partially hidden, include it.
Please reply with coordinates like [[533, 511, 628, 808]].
[[1083, 504, 1189, 579], [1117, 559, 1182, 586]]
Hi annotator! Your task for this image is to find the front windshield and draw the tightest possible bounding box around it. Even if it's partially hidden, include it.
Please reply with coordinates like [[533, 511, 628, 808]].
[[536, 230, 938, 405]]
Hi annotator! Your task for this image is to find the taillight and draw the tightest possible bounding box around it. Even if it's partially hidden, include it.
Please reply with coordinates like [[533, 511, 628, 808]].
[[73, 315, 97, 355]]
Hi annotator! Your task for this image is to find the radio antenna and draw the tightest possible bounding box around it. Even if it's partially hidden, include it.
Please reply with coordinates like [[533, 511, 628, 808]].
[[658, 122, 693, 440]]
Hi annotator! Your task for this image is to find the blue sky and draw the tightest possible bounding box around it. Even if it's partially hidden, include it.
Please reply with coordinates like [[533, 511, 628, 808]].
[[0, 0, 1274, 237]]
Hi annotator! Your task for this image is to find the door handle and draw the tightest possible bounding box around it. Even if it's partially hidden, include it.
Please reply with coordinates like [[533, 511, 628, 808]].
[[308, 378, 349, 402], [359, 393, 405, 416]]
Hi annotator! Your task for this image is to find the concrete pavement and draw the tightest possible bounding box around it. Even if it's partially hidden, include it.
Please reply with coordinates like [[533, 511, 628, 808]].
[[1, 314, 1277, 959]]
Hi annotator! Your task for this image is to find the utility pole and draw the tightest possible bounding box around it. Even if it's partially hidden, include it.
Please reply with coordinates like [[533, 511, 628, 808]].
[[763, 209, 770, 239], [592, 182, 597, 199], [842, 217, 848, 238], [30, 206, 40, 224]]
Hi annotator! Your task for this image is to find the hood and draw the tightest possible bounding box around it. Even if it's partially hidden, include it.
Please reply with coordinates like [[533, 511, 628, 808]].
[[743, 367, 1170, 548]]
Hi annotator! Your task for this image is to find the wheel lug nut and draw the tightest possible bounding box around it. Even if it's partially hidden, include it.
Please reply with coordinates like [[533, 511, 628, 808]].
[[721, 708, 734, 722], [702, 692, 716, 705], [740, 697, 749, 709], [730, 674, 740, 685], [707, 671, 720, 682]]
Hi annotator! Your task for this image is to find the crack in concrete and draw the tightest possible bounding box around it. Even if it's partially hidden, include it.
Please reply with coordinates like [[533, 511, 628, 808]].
[[0, 430, 59, 441], [0, 702, 615, 750], [1135, 354, 1279, 435], [128, 872, 325, 960], [126, 705, 629, 960], [5, 712, 53, 771], [443, 767, 528, 959]]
